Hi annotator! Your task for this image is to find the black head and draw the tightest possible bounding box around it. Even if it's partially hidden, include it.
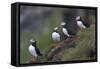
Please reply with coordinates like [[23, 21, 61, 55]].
[[61, 22, 66, 28], [30, 39, 36, 47], [53, 27, 59, 32], [76, 16, 82, 21]]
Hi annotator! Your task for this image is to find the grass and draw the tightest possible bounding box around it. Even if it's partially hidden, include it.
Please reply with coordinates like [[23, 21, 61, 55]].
[[20, 9, 62, 64], [20, 24, 96, 63], [20, 9, 96, 63], [61, 24, 96, 61]]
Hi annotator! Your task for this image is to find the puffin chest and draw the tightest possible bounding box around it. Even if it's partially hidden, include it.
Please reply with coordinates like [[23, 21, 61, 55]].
[[77, 21, 86, 29], [52, 32, 60, 42], [62, 28, 70, 37], [29, 45, 38, 57]]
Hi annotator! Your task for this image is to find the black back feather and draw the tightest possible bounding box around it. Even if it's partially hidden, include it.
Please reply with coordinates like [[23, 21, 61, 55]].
[[79, 17, 90, 28], [63, 24, 76, 35], [35, 47, 42, 56], [32, 42, 42, 56]]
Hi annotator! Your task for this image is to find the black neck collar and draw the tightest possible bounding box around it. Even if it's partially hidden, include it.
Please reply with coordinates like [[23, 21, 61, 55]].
[[53, 30, 58, 33], [32, 42, 36, 47], [63, 25, 66, 28]]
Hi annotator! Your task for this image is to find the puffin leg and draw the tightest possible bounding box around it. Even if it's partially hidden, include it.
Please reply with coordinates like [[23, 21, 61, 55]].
[[52, 42, 60, 48], [77, 28, 83, 36], [81, 28, 84, 32], [31, 56, 37, 63]]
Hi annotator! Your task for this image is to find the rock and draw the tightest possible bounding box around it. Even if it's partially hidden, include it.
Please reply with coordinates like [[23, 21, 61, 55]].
[[47, 37, 76, 61]]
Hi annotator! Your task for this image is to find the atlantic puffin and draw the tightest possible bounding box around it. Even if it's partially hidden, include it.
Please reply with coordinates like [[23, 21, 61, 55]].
[[29, 39, 42, 62], [76, 16, 90, 29], [52, 27, 60, 42], [61, 22, 71, 38]]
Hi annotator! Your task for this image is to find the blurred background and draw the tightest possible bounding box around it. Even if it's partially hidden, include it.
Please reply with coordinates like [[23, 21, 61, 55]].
[[20, 5, 96, 64]]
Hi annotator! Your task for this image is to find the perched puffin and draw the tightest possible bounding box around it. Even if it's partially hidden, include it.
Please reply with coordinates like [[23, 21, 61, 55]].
[[52, 27, 60, 43], [76, 16, 90, 29], [61, 22, 71, 38], [29, 39, 42, 62]]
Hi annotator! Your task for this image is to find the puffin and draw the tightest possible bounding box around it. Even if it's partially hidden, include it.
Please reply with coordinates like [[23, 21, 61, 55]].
[[61, 22, 71, 38], [52, 27, 61, 48], [29, 39, 42, 63], [76, 16, 90, 29], [52, 27, 60, 42]]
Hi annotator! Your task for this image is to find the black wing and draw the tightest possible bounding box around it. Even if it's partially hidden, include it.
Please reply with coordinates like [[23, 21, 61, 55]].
[[80, 18, 90, 28], [35, 47, 42, 56]]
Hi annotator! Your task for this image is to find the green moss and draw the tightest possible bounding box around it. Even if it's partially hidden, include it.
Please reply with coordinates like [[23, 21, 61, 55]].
[[20, 10, 96, 63], [61, 25, 96, 61], [20, 9, 62, 64]]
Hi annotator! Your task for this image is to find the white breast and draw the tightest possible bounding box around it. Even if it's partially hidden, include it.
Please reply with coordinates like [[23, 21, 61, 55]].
[[77, 21, 86, 29], [62, 28, 70, 37], [29, 45, 37, 57], [52, 32, 60, 42]]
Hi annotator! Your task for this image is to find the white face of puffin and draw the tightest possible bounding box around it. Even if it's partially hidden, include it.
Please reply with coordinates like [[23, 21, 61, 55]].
[[76, 16, 81, 20], [54, 27, 58, 31], [30, 39, 35, 43], [61, 22, 66, 26], [30, 39, 35, 44]]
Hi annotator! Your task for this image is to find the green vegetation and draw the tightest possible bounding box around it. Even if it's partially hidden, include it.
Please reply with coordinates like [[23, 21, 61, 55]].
[[61, 24, 95, 61], [20, 9, 96, 64], [20, 9, 62, 64]]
